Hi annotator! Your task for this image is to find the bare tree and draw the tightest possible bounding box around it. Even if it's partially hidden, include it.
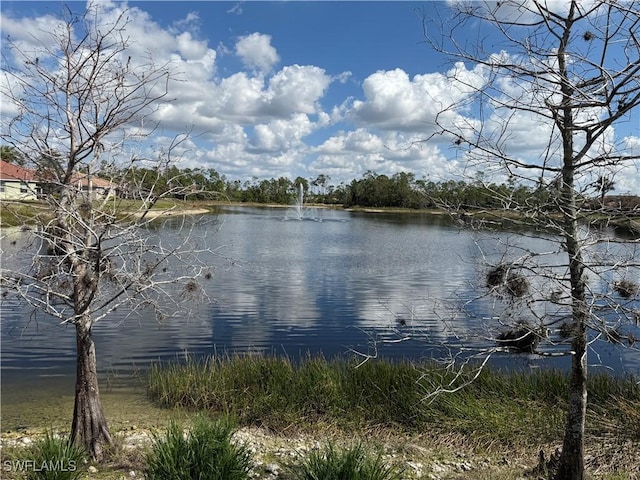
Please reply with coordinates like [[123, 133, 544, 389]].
[[1, 3, 212, 460], [412, 2, 639, 479]]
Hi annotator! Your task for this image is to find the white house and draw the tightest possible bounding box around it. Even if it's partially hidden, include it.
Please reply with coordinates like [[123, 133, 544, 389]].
[[0, 160, 39, 201], [72, 172, 116, 200]]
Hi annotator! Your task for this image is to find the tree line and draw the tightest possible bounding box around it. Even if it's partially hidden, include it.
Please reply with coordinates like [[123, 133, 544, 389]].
[[114, 167, 640, 213], [2, 145, 638, 213]]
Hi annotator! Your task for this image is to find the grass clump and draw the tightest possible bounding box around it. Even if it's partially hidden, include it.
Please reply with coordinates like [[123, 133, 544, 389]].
[[25, 431, 86, 480], [145, 415, 251, 480], [288, 442, 404, 480], [147, 355, 425, 430], [147, 354, 640, 449]]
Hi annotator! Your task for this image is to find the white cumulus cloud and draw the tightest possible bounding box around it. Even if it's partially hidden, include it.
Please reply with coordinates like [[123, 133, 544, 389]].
[[235, 33, 280, 73], [251, 113, 314, 153], [350, 64, 485, 136]]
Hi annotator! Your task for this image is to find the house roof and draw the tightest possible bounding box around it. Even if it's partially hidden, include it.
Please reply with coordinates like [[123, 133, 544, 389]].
[[71, 173, 114, 189], [0, 160, 37, 182], [0, 160, 115, 189]]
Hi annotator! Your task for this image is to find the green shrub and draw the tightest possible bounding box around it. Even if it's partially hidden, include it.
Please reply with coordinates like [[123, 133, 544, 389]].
[[145, 416, 251, 480], [289, 442, 404, 480], [26, 431, 86, 480]]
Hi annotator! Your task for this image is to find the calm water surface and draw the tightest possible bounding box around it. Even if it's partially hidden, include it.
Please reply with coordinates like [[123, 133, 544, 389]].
[[2, 206, 638, 393]]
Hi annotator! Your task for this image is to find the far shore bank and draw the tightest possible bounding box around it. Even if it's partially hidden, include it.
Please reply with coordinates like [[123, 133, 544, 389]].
[[2, 197, 638, 233]]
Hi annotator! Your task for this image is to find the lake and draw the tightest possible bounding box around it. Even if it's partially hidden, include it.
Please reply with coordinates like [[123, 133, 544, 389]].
[[1, 205, 639, 395]]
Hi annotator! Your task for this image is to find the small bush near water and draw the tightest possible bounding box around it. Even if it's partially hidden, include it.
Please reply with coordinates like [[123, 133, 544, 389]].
[[145, 415, 251, 480], [25, 431, 86, 480], [288, 442, 404, 480], [147, 354, 640, 448]]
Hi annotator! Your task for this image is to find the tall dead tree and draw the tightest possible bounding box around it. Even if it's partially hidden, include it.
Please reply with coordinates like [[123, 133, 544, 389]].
[[1, 4, 211, 460], [418, 2, 640, 479]]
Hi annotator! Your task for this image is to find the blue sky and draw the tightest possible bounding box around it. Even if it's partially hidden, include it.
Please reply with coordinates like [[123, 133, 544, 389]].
[[1, 1, 639, 194]]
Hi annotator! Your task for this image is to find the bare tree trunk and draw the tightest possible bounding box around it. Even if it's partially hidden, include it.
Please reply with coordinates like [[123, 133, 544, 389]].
[[555, 108, 587, 479], [70, 316, 111, 461], [556, 220, 588, 479], [553, 8, 587, 476], [555, 232, 588, 479], [554, 202, 589, 480], [556, 323, 587, 480]]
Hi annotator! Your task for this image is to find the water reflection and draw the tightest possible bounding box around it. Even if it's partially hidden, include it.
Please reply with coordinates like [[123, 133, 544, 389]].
[[1, 207, 638, 391]]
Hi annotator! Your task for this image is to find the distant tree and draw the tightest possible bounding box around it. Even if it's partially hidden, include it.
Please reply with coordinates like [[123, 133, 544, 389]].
[[33, 149, 67, 195], [117, 165, 170, 199], [294, 176, 309, 193], [273, 176, 293, 204], [0, 145, 26, 165], [312, 173, 331, 197], [390, 172, 415, 208], [1, 3, 212, 460], [591, 175, 616, 206], [416, 2, 640, 479]]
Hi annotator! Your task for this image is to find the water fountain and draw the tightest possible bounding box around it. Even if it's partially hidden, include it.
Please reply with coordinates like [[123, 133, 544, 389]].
[[293, 183, 305, 220], [287, 183, 326, 221]]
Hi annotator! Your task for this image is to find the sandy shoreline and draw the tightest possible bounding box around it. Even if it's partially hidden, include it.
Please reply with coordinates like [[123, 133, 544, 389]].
[[129, 208, 211, 219]]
